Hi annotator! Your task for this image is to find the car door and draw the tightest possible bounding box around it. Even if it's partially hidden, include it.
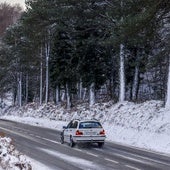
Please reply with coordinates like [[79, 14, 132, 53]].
[[64, 120, 78, 142], [64, 121, 73, 142]]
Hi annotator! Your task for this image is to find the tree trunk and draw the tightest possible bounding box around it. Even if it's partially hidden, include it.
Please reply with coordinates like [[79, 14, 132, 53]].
[[45, 40, 50, 104], [132, 64, 139, 101], [56, 85, 60, 105], [66, 83, 71, 110], [119, 44, 125, 102], [165, 57, 170, 108], [13, 87, 17, 106], [40, 48, 43, 105], [25, 74, 28, 104], [89, 82, 95, 107], [82, 88, 87, 101], [78, 79, 83, 100], [18, 72, 22, 107]]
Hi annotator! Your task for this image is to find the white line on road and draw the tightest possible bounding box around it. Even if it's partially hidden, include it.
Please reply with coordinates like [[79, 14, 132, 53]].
[[74, 148, 83, 152], [85, 151, 99, 157], [104, 158, 119, 164], [0, 127, 59, 147], [103, 145, 170, 166], [39, 137, 60, 144], [125, 165, 141, 170], [106, 152, 155, 166], [74, 148, 101, 158], [39, 148, 102, 170], [35, 135, 41, 138]]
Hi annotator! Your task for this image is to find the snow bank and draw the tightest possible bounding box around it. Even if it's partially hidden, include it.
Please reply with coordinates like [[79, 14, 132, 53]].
[[0, 135, 31, 170]]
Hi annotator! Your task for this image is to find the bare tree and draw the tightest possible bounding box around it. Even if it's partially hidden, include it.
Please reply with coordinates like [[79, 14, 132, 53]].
[[0, 2, 22, 37]]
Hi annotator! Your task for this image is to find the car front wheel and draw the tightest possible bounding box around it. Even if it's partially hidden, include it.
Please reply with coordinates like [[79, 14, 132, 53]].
[[60, 133, 64, 144]]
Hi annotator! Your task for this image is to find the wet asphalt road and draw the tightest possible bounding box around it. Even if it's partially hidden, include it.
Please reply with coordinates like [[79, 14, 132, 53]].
[[0, 119, 170, 170]]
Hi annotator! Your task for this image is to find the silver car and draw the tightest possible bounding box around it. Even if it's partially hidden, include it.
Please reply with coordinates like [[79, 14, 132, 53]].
[[60, 119, 106, 147]]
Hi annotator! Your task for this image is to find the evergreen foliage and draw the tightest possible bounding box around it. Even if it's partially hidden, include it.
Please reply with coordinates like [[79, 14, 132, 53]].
[[0, 0, 170, 107]]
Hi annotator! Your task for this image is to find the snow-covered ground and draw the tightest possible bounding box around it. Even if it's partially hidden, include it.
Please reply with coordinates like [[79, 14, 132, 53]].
[[1, 100, 170, 169], [0, 136, 31, 170]]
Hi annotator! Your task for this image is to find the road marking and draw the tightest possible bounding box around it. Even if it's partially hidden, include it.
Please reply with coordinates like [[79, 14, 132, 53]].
[[111, 141, 170, 158], [40, 137, 60, 144], [73, 147, 102, 158], [104, 146, 170, 167], [35, 135, 42, 138], [85, 151, 98, 157], [74, 148, 83, 152], [105, 158, 119, 164], [39, 148, 102, 170], [0, 126, 64, 147], [125, 165, 141, 170], [0, 127, 45, 145], [104, 152, 155, 166]]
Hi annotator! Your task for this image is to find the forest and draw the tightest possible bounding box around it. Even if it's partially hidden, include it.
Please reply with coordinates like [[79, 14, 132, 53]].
[[0, 0, 170, 109]]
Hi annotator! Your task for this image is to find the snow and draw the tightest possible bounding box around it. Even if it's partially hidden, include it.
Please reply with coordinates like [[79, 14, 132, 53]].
[[1, 100, 170, 169], [0, 136, 31, 170], [26, 157, 54, 170]]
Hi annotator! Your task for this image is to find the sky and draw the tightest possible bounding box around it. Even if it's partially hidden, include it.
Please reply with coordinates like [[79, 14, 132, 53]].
[[0, 0, 25, 9]]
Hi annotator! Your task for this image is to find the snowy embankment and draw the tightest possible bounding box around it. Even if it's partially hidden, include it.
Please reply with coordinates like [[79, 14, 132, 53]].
[[0, 134, 31, 170], [2, 100, 170, 155], [0, 134, 51, 170]]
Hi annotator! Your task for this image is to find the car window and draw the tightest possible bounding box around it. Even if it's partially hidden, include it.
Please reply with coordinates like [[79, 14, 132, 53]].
[[69, 121, 78, 128], [67, 121, 73, 128], [79, 121, 102, 129]]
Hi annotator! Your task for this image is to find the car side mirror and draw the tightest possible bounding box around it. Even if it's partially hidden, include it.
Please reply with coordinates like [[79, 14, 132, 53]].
[[63, 126, 67, 129]]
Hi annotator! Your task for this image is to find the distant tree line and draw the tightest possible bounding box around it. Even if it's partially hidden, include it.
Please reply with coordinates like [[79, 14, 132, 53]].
[[0, 0, 170, 109], [0, 2, 22, 103]]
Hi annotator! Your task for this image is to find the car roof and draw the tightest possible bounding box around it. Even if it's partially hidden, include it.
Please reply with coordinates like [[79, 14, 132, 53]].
[[72, 119, 100, 123]]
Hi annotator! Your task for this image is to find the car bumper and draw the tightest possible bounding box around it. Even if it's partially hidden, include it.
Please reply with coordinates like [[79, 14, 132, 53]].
[[73, 136, 106, 143]]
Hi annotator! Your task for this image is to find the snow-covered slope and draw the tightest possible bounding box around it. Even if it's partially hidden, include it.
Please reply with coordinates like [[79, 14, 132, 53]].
[[2, 100, 170, 155], [0, 136, 31, 170]]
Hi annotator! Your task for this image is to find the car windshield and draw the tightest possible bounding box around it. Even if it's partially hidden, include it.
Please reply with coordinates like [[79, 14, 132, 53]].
[[79, 121, 102, 129]]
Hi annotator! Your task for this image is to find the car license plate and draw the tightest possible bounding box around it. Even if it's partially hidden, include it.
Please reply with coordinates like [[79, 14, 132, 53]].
[[85, 132, 96, 135]]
